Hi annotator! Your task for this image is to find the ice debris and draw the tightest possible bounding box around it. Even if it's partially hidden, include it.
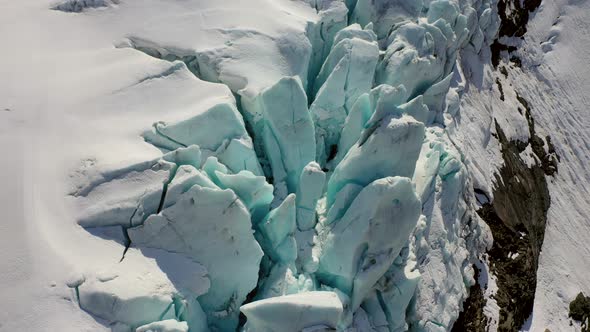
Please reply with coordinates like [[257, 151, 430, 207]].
[[316, 177, 421, 310], [136, 320, 189, 332], [74, 248, 209, 332], [241, 291, 344, 332], [257, 77, 316, 196], [128, 183, 263, 331], [310, 23, 379, 165]]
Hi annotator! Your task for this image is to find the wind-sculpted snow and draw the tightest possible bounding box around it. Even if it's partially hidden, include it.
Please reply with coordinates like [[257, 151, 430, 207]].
[[67, 0, 505, 331]]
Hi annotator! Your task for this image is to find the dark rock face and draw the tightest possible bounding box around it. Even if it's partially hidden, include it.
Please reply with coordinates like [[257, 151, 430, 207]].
[[479, 202, 539, 332], [451, 264, 488, 332], [452, 0, 559, 329], [483, 93, 557, 331], [569, 292, 590, 332], [491, 0, 543, 67], [492, 122, 550, 256], [497, 0, 542, 38], [452, 90, 559, 332], [485, 91, 558, 331]]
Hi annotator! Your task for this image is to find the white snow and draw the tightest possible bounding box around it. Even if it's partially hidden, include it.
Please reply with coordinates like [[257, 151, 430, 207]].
[[448, 0, 590, 329], [520, 0, 590, 330], [0, 0, 319, 330]]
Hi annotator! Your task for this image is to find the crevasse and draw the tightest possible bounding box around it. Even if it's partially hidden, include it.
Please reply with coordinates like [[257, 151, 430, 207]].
[[72, 0, 501, 331]]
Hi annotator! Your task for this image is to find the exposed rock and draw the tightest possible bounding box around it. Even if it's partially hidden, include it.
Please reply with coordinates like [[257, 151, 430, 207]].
[[569, 292, 590, 332], [451, 264, 488, 332]]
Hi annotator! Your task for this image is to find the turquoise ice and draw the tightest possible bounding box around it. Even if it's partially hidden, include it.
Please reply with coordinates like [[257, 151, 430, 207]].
[[73, 0, 503, 330]]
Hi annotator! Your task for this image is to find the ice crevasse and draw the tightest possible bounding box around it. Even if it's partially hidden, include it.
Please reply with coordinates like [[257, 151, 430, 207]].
[[70, 0, 501, 331]]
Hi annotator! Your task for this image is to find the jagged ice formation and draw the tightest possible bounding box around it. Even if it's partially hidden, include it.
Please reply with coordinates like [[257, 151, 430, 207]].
[[69, 0, 504, 331]]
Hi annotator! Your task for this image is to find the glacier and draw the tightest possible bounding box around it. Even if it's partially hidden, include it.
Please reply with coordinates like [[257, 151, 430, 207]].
[[4, 0, 549, 330], [66, 0, 501, 330], [5, 0, 590, 328]]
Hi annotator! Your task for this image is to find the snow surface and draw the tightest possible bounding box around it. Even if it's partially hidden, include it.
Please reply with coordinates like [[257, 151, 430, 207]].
[[514, 0, 590, 330], [447, 0, 590, 330], [0, 0, 317, 330], [1, 0, 589, 331]]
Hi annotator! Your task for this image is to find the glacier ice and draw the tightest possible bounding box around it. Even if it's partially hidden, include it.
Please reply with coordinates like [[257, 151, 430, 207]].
[[135, 320, 189, 332], [255, 263, 314, 300], [352, 0, 423, 40], [71, 0, 505, 330], [73, 159, 175, 228], [310, 23, 379, 165], [304, 0, 349, 94], [258, 194, 298, 264], [161, 145, 202, 170], [201, 156, 229, 183], [215, 138, 264, 177], [143, 102, 262, 176], [240, 291, 344, 332], [326, 115, 424, 208], [73, 248, 209, 332], [376, 21, 450, 99], [296, 162, 326, 231], [315, 177, 421, 310], [407, 127, 492, 330], [160, 165, 217, 211], [257, 76, 316, 195], [332, 93, 372, 165], [214, 170, 274, 224], [149, 103, 246, 151], [128, 183, 263, 331]]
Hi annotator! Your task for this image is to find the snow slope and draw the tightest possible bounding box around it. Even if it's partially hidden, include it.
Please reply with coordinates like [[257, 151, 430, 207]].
[[0, 0, 317, 330], [448, 0, 590, 330], [521, 0, 590, 330]]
